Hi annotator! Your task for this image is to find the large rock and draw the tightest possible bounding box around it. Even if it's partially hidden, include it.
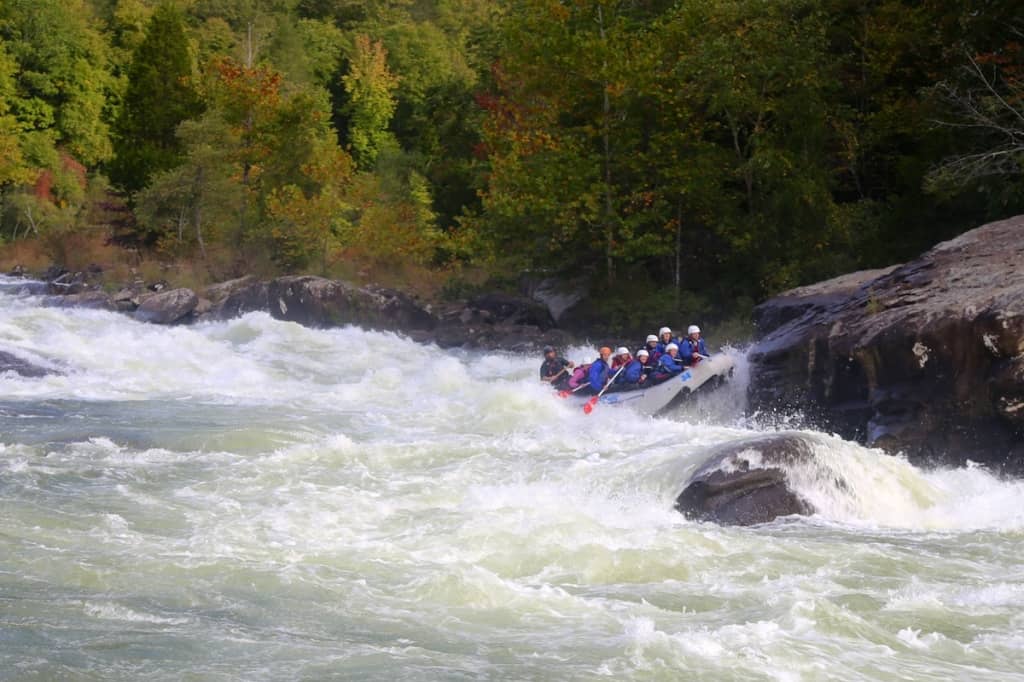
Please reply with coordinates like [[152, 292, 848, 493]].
[[0, 350, 57, 378], [44, 291, 115, 311], [674, 434, 817, 525], [0, 276, 48, 296], [212, 280, 269, 320], [430, 323, 575, 352], [265, 276, 436, 332], [749, 215, 1024, 471], [133, 288, 198, 324], [202, 275, 256, 306], [466, 292, 556, 329], [522, 277, 587, 324]]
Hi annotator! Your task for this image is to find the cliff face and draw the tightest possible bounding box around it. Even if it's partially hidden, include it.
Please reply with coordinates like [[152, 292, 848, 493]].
[[748, 216, 1024, 472]]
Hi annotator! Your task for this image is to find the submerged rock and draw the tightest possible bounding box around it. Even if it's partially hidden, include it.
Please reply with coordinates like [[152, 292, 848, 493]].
[[675, 434, 816, 526], [749, 215, 1024, 472], [0, 350, 56, 378], [134, 288, 198, 324]]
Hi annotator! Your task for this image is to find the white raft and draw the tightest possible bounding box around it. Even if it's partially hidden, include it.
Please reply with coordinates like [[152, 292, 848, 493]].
[[569, 354, 736, 416]]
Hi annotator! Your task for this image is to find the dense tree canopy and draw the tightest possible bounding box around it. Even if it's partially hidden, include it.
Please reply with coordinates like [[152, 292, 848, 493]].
[[109, 3, 204, 193], [0, 0, 1021, 321]]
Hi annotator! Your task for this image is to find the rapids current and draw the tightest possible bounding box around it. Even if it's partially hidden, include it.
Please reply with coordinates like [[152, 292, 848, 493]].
[[1, 278, 1023, 680]]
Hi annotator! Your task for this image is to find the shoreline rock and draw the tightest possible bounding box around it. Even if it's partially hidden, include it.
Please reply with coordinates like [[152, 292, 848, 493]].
[[16, 266, 580, 352], [748, 215, 1024, 472]]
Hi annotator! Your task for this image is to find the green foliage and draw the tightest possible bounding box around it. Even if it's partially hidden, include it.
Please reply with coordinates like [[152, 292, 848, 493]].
[[0, 43, 33, 187], [0, 0, 115, 165], [109, 3, 204, 193], [1, 0, 1021, 316], [478, 0, 1024, 311], [342, 34, 399, 168]]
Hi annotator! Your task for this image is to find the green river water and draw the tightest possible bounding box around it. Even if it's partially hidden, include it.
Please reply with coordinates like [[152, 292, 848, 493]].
[[1, 279, 1023, 680]]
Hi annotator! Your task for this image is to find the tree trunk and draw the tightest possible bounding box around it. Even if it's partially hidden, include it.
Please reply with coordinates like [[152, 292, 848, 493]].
[[598, 4, 615, 286], [675, 198, 683, 307], [239, 21, 256, 245], [725, 109, 754, 213], [177, 206, 186, 244], [193, 167, 207, 261]]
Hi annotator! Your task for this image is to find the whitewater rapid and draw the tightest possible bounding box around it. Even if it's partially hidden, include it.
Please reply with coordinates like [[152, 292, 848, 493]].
[[2, 280, 1023, 680]]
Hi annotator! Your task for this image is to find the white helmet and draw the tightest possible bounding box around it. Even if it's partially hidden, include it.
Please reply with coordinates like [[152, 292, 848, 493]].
[[688, 325, 701, 335], [646, 334, 658, 343], [615, 346, 630, 357], [659, 327, 672, 336], [666, 343, 679, 352], [637, 349, 649, 358]]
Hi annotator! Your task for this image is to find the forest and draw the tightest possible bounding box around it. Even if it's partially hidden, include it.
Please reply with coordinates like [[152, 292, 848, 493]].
[[0, 0, 1022, 329]]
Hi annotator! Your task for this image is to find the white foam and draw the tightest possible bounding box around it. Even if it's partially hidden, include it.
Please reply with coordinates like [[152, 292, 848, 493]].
[[83, 601, 189, 625]]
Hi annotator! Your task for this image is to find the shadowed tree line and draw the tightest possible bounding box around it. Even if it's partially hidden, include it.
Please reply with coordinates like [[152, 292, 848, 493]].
[[0, 0, 1021, 325]]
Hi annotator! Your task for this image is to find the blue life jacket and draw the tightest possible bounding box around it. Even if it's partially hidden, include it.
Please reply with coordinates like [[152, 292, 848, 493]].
[[680, 338, 708, 365], [621, 359, 645, 384], [657, 353, 683, 375], [588, 359, 610, 391]]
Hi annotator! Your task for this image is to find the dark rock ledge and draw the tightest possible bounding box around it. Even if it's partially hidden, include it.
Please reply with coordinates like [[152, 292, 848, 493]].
[[748, 215, 1024, 472], [10, 268, 576, 352]]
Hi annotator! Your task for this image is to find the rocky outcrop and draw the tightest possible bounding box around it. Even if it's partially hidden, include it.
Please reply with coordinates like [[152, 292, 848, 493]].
[[465, 292, 555, 329], [134, 288, 198, 324], [0, 350, 57, 378], [210, 279, 269, 320], [0, 277, 47, 296], [427, 291, 575, 350], [19, 263, 579, 350], [749, 215, 1024, 472], [428, 322, 576, 352], [675, 434, 816, 525], [261, 276, 437, 333], [44, 290, 115, 310]]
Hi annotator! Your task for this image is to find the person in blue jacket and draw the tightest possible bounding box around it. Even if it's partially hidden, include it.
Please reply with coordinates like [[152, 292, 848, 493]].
[[611, 348, 635, 385], [679, 325, 709, 367], [644, 334, 660, 360], [636, 348, 654, 378], [652, 343, 683, 383], [618, 349, 651, 389], [587, 346, 613, 393], [655, 327, 675, 354]]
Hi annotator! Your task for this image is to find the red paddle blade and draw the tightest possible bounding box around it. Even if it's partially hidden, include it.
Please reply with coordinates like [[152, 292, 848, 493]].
[[558, 390, 570, 398], [583, 397, 597, 414]]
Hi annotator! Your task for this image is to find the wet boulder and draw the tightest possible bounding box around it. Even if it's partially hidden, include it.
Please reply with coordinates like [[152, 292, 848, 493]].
[[134, 288, 198, 324], [0, 277, 48, 296], [0, 350, 56, 378], [748, 215, 1024, 472], [465, 292, 555, 330], [430, 322, 575, 352], [44, 290, 115, 310], [266, 276, 437, 333], [211, 279, 269, 320], [675, 434, 816, 526]]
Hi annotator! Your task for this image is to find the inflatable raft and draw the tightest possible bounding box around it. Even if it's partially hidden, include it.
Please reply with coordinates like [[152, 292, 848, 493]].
[[568, 354, 735, 416]]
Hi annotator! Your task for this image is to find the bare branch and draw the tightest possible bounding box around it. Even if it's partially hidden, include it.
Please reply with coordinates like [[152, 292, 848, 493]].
[[966, 52, 1024, 128], [927, 47, 1024, 190]]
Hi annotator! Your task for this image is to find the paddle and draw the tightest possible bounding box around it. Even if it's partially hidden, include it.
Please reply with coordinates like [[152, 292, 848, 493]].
[[558, 381, 591, 398], [543, 365, 569, 385], [583, 365, 626, 415]]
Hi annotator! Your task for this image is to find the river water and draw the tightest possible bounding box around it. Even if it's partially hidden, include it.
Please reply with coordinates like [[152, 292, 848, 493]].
[[1, 278, 1023, 681]]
